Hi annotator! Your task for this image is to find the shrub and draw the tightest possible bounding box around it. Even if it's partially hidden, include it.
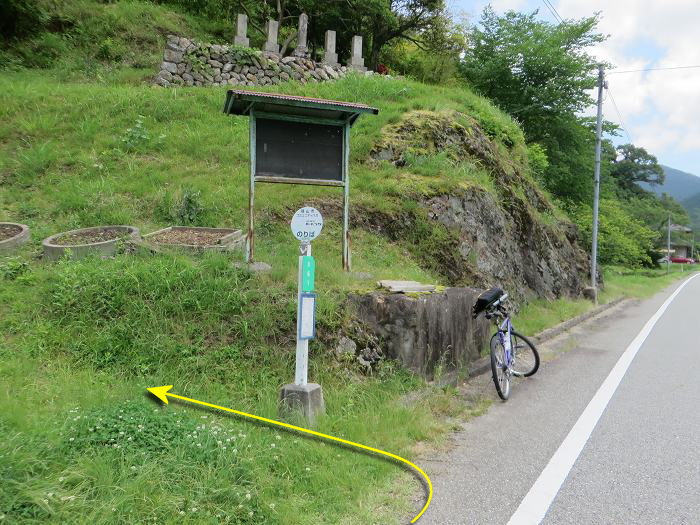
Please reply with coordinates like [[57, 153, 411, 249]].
[[572, 199, 658, 267]]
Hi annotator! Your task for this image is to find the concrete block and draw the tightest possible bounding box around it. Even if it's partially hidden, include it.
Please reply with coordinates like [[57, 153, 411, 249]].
[[279, 383, 325, 423]]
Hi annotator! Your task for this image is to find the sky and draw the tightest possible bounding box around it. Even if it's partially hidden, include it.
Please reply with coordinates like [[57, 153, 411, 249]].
[[451, 0, 700, 176]]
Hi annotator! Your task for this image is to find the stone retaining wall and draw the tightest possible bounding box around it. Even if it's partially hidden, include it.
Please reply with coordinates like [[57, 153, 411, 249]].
[[349, 288, 492, 380], [155, 35, 357, 88]]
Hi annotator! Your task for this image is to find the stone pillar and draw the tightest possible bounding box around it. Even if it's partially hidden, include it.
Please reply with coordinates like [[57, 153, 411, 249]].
[[263, 19, 280, 54], [346, 35, 367, 71], [293, 13, 309, 57], [323, 30, 338, 66], [234, 14, 249, 47]]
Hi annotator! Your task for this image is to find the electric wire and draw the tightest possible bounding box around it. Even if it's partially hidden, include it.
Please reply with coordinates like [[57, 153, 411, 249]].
[[541, 0, 563, 23], [607, 87, 633, 144], [608, 65, 700, 75]]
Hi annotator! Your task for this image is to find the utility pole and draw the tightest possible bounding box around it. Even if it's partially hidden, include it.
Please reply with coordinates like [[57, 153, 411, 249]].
[[591, 64, 605, 303], [667, 212, 671, 274]]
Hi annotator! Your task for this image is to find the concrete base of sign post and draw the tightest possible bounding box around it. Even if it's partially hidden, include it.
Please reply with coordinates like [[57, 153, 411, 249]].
[[279, 383, 325, 423]]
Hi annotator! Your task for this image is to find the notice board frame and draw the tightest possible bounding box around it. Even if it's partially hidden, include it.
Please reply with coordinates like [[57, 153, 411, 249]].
[[224, 90, 378, 271]]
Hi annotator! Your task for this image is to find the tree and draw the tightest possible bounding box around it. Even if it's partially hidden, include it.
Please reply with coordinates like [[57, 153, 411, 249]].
[[610, 143, 665, 192], [458, 8, 610, 204], [459, 8, 605, 142]]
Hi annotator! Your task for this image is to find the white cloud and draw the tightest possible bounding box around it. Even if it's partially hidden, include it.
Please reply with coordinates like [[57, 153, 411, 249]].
[[556, 0, 700, 164], [454, 0, 700, 171]]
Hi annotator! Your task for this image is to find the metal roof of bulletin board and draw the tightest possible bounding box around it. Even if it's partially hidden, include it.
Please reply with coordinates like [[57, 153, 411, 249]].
[[223, 90, 379, 124]]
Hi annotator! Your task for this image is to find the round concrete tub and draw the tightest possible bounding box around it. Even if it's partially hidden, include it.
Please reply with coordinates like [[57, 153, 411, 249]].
[[0, 223, 31, 254], [42, 225, 140, 261]]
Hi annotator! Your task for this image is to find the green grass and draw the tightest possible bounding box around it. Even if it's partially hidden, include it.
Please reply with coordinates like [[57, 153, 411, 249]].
[[513, 264, 693, 336], [2, 13, 687, 521], [0, 251, 474, 524]]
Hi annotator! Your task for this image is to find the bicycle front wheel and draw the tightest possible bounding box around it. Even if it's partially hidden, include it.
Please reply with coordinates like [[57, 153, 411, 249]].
[[510, 331, 540, 377], [490, 333, 510, 400]]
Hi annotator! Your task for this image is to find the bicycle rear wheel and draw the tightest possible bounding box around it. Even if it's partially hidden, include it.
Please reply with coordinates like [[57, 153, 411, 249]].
[[490, 333, 510, 400], [510, 331, 540, 377]]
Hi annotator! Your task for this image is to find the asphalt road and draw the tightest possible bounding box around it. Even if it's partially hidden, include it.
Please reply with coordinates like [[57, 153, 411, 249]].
[[417, 274, 700, 525]]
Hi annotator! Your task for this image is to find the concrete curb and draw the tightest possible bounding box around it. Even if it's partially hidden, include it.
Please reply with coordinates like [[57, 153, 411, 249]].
[[42, 226, 140, 261], [0, 223, 30, 254], [466, 297, 627, 379]]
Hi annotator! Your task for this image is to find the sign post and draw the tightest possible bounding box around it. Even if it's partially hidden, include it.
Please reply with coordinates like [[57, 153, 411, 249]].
[[279, 207, 326, 422], [291, 207, 323, 385]]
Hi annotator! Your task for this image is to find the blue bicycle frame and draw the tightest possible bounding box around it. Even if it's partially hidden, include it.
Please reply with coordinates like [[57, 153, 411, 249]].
[[497, 316, 513, 370]]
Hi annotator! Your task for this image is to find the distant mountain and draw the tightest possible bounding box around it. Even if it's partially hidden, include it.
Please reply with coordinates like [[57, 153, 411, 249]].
[[639, 165, 700, 201], [682, 192, 700, 229], [638, 165, 700, 229]]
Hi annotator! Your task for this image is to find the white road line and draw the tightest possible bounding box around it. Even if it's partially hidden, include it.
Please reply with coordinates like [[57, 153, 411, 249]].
[[507, 273, 700, 525]]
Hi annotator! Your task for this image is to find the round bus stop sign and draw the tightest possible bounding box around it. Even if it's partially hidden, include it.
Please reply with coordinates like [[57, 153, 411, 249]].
[[291, 207, 324, 242]]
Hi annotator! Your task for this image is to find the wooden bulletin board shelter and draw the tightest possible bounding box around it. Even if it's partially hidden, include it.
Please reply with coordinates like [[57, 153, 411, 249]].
[[223, 90, 378, 270]]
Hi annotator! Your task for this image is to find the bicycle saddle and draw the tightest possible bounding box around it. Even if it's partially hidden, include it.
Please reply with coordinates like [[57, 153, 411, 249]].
[[472, 287, 505, 319]]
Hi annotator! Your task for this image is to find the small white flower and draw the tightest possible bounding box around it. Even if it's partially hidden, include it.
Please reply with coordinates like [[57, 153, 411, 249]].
[[191, 507, 198, 512], [179, 511, 185, 516], [245, 493, 251, 500], [305, 467, 311, 471], [248, 511, 253, 517], [69, 438, 75, 442], [269, 503, 276, 509], [275, 435, 281, 440], [59, 477, 65, 482], [270, 443, 275, 448], [237, 504, 243, 509]]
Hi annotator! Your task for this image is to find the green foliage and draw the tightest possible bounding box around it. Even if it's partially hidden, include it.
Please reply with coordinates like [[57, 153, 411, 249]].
[[458, 8, 611, 204], [610, 143, 665, 191], [526, 142, 549, 182], [572, 199, 658, 267], [0, 0, 48, 39], [64, 401, 205, 454], [120, 116, 150, 151], [174, 188, 206, 225], [0, 257, 30, 280], [460, 8, 604, 139], [44, 254, 268, 373]]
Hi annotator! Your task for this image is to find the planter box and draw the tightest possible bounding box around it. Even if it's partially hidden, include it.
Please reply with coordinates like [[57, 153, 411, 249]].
[[42, 226, 140, 261], [0, 223, 30, 254], [142, 226, 244, 254]]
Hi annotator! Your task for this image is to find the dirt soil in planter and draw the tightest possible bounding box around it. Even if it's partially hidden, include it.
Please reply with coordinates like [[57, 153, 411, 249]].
[[0, 224, 22, 241], [53, 228, 129, 246], [149, 229, 229, 246]]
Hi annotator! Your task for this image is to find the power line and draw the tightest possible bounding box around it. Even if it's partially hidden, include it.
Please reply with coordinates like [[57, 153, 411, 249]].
[[608, 65, 700, 75], [607, 87, 634, 144], [541, 0, 563, 23]]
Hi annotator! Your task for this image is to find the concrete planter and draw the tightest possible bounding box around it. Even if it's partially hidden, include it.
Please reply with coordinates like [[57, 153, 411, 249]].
[[142, 226, 244, 253], [42, 226, 140, 261], [0, 223, 30, 254]]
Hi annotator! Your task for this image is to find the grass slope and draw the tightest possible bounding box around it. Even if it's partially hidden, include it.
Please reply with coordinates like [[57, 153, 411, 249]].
[[0, 69, 524, 524], [1, 8, 689, 521]]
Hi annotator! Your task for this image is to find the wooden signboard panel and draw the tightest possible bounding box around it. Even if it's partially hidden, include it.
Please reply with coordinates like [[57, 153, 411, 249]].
[[255, 118, 343, 182]]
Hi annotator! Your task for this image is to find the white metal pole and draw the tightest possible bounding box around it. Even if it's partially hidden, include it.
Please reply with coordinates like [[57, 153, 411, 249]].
[[591, 65, 605, 303], [667, 213, 671, 274], [294, 242, 310, 385]]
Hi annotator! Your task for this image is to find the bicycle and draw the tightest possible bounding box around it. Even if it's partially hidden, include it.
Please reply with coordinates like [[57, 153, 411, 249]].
[[472, 287, 540, 400]]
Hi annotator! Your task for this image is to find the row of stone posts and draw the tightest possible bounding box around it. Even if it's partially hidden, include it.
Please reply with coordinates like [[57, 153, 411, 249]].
[[234, 14, 367, 72]]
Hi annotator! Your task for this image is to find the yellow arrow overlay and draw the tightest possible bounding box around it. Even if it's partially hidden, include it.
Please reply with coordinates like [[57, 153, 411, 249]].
[[147, 385, 432, 522]]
